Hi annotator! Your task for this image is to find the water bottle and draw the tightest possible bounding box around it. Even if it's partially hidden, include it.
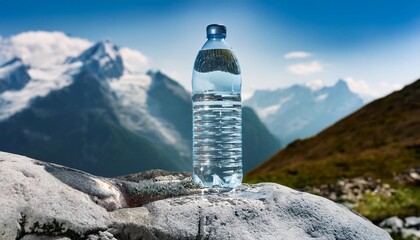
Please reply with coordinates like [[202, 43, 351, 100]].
[[192, 24, 242, 188]]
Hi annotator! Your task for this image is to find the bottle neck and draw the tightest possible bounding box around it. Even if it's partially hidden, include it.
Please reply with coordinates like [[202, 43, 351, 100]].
[[202, 37, 231, 50]]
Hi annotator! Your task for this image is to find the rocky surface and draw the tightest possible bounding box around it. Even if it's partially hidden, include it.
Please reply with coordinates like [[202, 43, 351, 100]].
[[380, 216, 420, 239], [0, 152, 391, 240], [394, 168, 420, 186]]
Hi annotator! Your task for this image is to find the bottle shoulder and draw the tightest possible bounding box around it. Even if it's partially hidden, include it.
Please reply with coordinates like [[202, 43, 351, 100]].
[[202, 38, 232, 50]]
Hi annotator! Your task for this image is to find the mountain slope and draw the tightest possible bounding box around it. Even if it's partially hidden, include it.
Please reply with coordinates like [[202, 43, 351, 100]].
[[0, 57, 30, 93], [244, 80, 364, 145], [242, 106, 280, 172], [0, 71, 173, 176], [246, 79, 420, 189]]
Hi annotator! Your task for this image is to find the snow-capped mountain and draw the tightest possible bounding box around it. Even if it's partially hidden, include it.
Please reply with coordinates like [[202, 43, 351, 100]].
[[0, 57, 30, 93], [244, 80, 364, 146], [0, 31, 279, 175]]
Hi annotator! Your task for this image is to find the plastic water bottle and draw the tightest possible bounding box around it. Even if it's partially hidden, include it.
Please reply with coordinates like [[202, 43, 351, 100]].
[[192, 24, 242, 188]]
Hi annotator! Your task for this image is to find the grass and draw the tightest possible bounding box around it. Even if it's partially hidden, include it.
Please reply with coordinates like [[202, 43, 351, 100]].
[[244, 144, 419, 189], [355, 186, 420, 222]]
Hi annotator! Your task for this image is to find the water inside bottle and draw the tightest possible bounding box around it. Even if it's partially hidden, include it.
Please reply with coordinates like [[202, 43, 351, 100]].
[[192, 43, 242, 189], [192, 91, 242, 188]]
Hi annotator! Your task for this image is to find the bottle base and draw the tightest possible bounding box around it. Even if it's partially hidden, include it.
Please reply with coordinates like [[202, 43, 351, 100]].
[[193, 173, 242, 189]]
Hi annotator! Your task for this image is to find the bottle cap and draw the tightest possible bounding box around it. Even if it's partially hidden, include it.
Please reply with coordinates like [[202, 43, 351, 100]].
[[206, 24, 226, 38]]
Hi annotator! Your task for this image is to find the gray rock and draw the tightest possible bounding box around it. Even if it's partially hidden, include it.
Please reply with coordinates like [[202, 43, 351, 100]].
[[405, 216, 420, 228], [0, 152, 391, 240], [379, 216, 404, 232], [401, 228, 420, 239], [380, 216, 420, 239]]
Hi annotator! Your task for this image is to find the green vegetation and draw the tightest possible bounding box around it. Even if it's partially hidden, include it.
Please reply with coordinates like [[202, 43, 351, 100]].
[[391, 233, 417, 240], [355, 186, 420, 222], [245, 145, 418, 189]]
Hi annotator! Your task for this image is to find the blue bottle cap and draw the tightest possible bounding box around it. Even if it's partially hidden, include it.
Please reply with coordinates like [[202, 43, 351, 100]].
[[206, 24, 226, 38]]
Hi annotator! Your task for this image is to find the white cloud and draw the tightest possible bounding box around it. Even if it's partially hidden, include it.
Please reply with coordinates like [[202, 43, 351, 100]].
[[284, 51, 311, 59], [287, 61, 323, 75], [305, 79, 324, 91], [343, 76, 403, 99], [343, 77, 374, 97], [242, 91, 254, 101], [379, 81, 403, 94], [0, 31, 92, 68], [120, 47, 150, 74]]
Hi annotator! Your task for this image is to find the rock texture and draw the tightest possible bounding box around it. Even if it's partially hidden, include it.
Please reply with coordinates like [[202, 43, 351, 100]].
[[0, 152, 391, 240], [380, 216, 420, 239]]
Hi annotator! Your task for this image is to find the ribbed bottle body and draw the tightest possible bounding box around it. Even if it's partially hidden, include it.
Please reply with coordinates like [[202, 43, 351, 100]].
[[192, 36, 242, 188]]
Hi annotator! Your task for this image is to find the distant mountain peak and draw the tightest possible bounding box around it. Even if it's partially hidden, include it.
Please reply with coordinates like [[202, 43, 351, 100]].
[[0, 57, 24, 68], [244, 79, 363, 145], [146, 69, 162, 77], [69, 40, 119, 63], [333, 79, 350, 91], [69, 40, 124, 80]]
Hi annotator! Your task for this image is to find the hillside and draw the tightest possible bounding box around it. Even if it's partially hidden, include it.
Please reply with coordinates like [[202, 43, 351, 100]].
[[246, 79, 420, 189]]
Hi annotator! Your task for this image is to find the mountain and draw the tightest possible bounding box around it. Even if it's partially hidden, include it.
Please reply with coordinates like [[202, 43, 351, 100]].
[[0, 57, 30, 93], [242, 106, 280, 172], [246, 79, 420, 189], [244, 80, 364, 146], [0, 31, 279, 176], [0, 71, 173, 176]]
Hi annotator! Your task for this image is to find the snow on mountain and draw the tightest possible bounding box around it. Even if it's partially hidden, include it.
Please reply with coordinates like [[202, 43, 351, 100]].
[[0, 32, 92, 120], [68, 40, 124, 79], [108, 71, 186, 151], [120, 47, 150, 74], [0, 57, 30, 93], [0, 32, 141, 119], [0, 59, 82, 120], [259, 94, 294, 119], [244, 80, 364, 146], [0, 31, 187, 158]]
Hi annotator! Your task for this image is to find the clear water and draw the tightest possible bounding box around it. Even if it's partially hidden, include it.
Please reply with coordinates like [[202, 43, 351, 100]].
[[192, 43, 242, 189], [192, 91, 242, 188]]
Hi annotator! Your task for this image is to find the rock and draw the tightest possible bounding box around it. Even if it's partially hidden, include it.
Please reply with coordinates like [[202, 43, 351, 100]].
[[379, 216, 404, 232], [405, 216, 420, 228], [0, 152, 391, 240], [380, 216, 420, 239], [394, 168, 420, 186], [401, 228, 420, 239]]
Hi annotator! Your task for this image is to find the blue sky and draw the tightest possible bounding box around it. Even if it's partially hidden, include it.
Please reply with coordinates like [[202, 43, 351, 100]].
[[1, 0, 420, 99]]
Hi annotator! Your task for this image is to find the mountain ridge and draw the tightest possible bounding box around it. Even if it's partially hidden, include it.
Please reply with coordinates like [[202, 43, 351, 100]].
[[246, 78, 420, 188], [244, 79, 364, 146]]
